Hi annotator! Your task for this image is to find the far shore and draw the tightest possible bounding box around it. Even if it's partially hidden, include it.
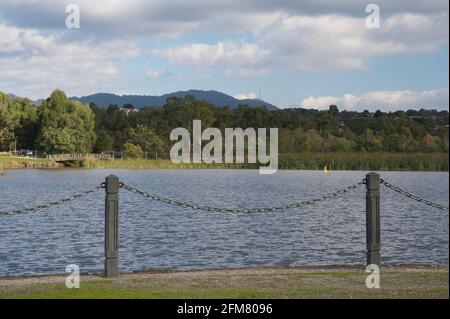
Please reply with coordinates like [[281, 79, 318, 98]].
[[0, 265, 448, 299], [0, 152, 449, 171]]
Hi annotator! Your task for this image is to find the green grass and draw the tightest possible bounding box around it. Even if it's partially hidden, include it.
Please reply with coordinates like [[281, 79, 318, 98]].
[[1, 152, 448, 171], [0, 156, 58, 168], [81, 158, 256, 169], [278, 152, 449, 171], [9, 286, 276, 299], [82, 152, 449, 171], [1, 267, 448, 299]]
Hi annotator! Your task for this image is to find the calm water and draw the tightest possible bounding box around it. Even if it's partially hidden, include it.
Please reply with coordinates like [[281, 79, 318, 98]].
[[0, 169, 448, 276]]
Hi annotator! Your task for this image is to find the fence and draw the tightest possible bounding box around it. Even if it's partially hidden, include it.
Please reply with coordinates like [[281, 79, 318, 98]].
[[109, 151, 170, 160], [0, 172, 448, 277], [4, 150, 170, 160], [46, 153, 112, 161], [9, 150, 45, 158]]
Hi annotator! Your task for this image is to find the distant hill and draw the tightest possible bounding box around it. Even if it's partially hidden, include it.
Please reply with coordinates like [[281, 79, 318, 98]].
[[70, 90, 278, 110], [7, 93, 43, 106]]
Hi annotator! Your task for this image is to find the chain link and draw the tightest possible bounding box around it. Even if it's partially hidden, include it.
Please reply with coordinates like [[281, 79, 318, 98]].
[[0, 185, 104, 217], [121, 180, 366, 213], [2, 177, 446, 216], [381, 180, 449, 211]]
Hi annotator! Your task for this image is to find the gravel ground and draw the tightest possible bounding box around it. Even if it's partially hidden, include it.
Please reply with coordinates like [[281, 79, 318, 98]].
[[0, 265, 448, 299]]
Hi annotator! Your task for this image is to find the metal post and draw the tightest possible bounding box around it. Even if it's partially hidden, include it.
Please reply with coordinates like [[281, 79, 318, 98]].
[[105, 175, 119, 277], [366, 172, 381, 267]]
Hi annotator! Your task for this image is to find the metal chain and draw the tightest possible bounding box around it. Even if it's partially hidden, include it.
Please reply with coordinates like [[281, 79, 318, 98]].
[[0, 184, 104, 216], [381, 180, 449, 211], [121, 180, 366, 213], [3, 177, 445, 216]]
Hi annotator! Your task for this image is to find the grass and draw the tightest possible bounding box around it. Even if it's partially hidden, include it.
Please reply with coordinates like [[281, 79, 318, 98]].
[[83, 152, 449, 171], [0, 266, 448, 299], [0, 156, 58, 168], [81, 158, 256, 169], [278, 152, 449, 171], [1, 152, 448, 171]]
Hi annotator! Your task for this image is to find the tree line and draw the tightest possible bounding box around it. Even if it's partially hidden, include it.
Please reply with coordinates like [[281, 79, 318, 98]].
[[1, 89, 448, 157]]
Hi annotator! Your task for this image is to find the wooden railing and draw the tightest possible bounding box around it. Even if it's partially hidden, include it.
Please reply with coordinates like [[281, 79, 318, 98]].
[[46, 153, 112, 161]]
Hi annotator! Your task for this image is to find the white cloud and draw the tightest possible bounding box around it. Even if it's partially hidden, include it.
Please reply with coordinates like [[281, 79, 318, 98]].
[[152, 41, 270, 75], [300, 89, 449, 111], [1, 1, 447, 36], [0, 1, 448, 99], [151, 12, 448, 74], [235, 92, 257, 100], [0, 23, 54, 53], [0, 23, 139, 99], [145, 68, 174, 79]]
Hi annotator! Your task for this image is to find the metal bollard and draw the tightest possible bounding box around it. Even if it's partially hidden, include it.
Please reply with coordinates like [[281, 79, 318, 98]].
[[105, 175, 119, 277], [366, 172, 381, 268]]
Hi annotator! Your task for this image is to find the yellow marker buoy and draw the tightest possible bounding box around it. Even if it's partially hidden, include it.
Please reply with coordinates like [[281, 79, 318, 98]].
[[323, 165, 328, 173]]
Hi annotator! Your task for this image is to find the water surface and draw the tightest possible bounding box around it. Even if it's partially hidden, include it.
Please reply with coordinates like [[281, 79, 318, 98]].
[[0, 169, 448, 276]]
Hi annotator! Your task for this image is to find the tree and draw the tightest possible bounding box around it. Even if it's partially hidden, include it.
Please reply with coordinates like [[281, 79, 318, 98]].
[[422, 133, 437, 152], [123, 142, 143, 159], [39, 127, 79, 153], [37, 90, 96, 153], [0, 92, 27, 150], [360, 128, 382, 152], [305, 129, 324, 152], [94, 130, 113, 153], [374, 110, 383, 118], [2, 91, 449, 156], [126, 125, 166, 154], [328, 105, 339, 116]]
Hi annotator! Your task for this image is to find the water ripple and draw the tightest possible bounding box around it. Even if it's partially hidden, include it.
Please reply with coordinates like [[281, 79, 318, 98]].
[[0, 169, 448, 276]]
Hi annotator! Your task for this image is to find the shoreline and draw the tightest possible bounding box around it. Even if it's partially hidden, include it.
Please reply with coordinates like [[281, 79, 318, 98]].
[[1, 152, 449, 172], [1, 264, 447, 280], [1, 265, 448, 299]]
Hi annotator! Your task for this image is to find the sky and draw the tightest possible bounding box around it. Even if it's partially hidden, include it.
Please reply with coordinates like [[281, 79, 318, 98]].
[[0, 0, 448, 111]]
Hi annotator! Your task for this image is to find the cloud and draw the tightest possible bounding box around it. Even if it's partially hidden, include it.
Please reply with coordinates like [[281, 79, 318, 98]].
[[152, 12, 448, 74], [1, 1, 447, 36], [0, 23, 139, 100], [152, 41, 271, 75], [0, 23, 54, 53], [0, 1, 448, 99], [299, 89, 449, 111], [235, 92, 257, 100], [145, 68, 174, 79]]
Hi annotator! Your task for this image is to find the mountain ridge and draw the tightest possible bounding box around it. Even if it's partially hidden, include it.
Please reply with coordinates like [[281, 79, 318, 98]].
[[70, 90, 278, 110]]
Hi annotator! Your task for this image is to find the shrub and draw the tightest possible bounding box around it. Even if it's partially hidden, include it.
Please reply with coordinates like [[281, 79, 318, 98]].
[[122, 143, 143, 159]]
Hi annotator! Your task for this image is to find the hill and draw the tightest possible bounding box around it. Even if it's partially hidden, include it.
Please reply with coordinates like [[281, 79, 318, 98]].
[[70, 90, 278, 110]]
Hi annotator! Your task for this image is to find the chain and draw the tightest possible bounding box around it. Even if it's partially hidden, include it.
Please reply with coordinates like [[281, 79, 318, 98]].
[[381, 180, 449, 211], [121, 180, 365, 213], [2, 177, 446, 216], [0, 184, 104, 217]]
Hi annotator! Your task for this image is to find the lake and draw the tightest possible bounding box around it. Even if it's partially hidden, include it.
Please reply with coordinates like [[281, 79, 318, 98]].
[[0, 169, 448, 276]]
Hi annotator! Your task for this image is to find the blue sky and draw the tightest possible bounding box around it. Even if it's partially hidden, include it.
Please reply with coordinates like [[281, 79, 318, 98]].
[[0, 0, 448, 111]]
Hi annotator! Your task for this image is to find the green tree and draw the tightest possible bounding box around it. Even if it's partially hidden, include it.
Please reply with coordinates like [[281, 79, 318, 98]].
[[94, 130, 114, 153], [422, 133, 437, 152], [37, 90, 96, 153], [126, 125, 166, 154], [0, 92, 26, 150], [40, 127, 79, 153], [305, 129, 324, 152], [123, 142, 143, 159], [360, 128, 382, 152]]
